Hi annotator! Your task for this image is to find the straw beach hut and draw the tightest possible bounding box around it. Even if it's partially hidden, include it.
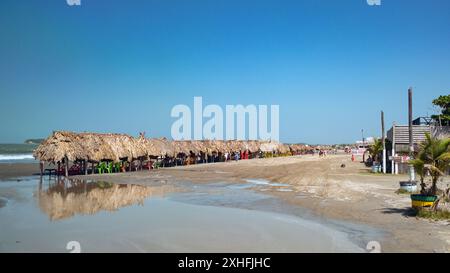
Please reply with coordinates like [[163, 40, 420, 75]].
[[33, 131, 87, 163], [35, 131, 302, 176], [97, 133, 147, 162], [34, 131, 148, 164], [277, 143, 291, 154], [246, 140, 261, 153], [145, 137, 175, 157], [77, 133, 117, 162], [34, 131, 149, 176], [259, 141, 278, 153], [172, 140, 193, 156]]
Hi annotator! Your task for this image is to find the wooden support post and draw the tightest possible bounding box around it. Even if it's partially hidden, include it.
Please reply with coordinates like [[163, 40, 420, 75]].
[[128, 160, 132, 172], [84, 160, 88, 175], [381, 111, 386, 174], [408, 88, 415, 181], [92, 162, 95, 174], [39, 161, 44, 176], [39, 175, 43, 191], [392, 122, 396, 175], [64, 156, 69, 177]]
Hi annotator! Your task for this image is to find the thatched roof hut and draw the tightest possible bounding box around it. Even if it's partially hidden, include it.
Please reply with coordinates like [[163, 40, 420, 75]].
[[172, 141, 193, 155], [33, 131, 87, 163], [226, 140, 242, 152], [246, 140, 261, 153], [145, 137, 175, 157], [259, 141, 279, 153], [277, 143, 291, 154], [34, 131, 147, 163], [101, 133, 147, 161], [35, 131, 298, 164], [289, 144, 309, 153]]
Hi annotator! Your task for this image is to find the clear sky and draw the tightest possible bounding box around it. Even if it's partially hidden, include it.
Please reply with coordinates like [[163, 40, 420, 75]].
[[0, 0, 449, 144]]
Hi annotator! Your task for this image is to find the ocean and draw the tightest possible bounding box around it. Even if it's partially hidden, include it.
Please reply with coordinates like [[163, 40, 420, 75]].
[[0, 144, 37, 163]]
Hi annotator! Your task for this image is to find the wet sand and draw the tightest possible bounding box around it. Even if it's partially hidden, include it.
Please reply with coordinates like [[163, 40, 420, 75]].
[[0, 177, 366, 252], [0, 162, 42, 180], [74, 154, 450, 253]]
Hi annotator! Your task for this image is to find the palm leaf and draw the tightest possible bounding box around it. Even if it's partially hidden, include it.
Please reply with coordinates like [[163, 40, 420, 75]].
[[436, 152, 450, 162], [423, 164, 445, 176]]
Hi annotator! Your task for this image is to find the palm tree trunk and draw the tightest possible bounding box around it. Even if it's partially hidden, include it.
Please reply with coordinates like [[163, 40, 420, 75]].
[[420, 177, 427, 195], [431, 177, 438, 196]]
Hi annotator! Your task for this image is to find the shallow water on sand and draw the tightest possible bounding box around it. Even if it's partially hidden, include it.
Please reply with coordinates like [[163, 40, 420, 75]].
[[0, 176, 378, 253]]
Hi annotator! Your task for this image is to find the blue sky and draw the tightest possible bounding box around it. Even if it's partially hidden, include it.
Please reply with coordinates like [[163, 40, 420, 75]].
[[0, 0, 449, 144]]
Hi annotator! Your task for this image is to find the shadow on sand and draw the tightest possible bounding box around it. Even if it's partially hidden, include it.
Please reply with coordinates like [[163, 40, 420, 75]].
[[380, 207, 417, 217]]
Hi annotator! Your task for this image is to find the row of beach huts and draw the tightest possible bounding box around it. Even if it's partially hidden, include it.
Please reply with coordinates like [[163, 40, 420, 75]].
[[33, 131, 325, 176]]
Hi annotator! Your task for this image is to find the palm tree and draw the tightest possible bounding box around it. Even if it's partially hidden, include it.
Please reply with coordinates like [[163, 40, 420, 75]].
[[409, 153, 427, 194], [367, 138, 383, 164], [409, 133, 450, 196]]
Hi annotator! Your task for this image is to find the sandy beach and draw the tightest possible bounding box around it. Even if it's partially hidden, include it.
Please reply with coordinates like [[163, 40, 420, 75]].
[[2, 154, 450, 252], [60, 154, 450, 253]]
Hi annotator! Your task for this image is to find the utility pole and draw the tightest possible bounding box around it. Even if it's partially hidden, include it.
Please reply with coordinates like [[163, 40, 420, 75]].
[[381, 111, 386, 174], [361, 129, 365, 162], [392, 122, 396, 174], [408, 88, 416, 181]]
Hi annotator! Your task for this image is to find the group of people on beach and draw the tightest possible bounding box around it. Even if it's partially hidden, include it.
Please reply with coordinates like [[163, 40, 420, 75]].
[[318, 150, 328, 158], [223, 150, 252, 162]]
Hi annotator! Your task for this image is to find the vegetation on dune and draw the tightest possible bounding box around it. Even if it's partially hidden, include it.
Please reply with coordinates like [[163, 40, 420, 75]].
[[367, 138, 384, 164], [409, 133, 450, 196], [0, 143, 37, 154], [431, 94, 450, 126], [24, 139, 45, 145], [416, 208, 450, 220]]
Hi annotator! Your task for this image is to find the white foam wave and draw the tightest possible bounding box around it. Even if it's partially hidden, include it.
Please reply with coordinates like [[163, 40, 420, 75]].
[[0, 154, 35, 161]]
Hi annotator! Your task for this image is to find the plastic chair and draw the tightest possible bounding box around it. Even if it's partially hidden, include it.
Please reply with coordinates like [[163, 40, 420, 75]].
[[96, 162, 107, 174], [113, 162, 121, 173], [105, 162, 113, 173]]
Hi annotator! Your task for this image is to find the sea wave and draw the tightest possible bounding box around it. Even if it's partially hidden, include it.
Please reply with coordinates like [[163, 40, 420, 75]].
[[0, 154, 35, 161]]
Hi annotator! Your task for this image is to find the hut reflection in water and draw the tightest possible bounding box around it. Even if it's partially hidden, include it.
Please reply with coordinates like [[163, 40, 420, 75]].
[[36, 178, 171, 221]]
